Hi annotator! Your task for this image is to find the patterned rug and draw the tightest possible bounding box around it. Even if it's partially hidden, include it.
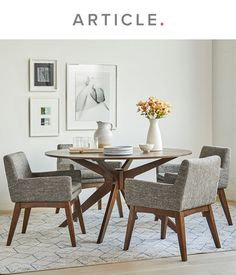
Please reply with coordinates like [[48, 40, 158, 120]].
[[0, 203, 236, 274]]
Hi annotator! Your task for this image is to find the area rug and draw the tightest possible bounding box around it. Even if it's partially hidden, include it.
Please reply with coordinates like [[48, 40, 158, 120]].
[[0, 203, 236, 274]]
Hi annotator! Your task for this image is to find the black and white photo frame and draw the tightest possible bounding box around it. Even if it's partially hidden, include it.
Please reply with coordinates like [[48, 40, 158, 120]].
[[67, 64, 117, 130], [29, 59, 58, 92]]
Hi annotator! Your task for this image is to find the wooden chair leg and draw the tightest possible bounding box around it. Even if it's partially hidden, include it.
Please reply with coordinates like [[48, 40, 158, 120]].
[[121, 189, 138, 220], [218, 188, 233, 225], [7, 203, 21, 246], [55, 208, 60, 214], [167, 218, 177, 233], [73, 202, 78, 222], [116, 191, 124, 218], [175, 212, 187, 261], [124, 206, 136, 251], [64, 202, 76, 247], [22, 208, 31, 234], [160, 216, 168, 239], [205, 205, 221, 248], [97, 187, 102, 210], [75, 197, 86, 234]]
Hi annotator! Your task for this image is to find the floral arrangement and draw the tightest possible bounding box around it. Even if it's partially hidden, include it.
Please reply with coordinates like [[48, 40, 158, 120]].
[[136, 96, 171, 119]]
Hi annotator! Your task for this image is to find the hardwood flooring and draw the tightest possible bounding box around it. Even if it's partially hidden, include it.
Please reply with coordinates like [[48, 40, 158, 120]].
[[19, 251, 236, 275]]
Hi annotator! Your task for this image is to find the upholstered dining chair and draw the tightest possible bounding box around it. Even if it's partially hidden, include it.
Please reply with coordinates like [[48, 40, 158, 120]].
[[3, 152, 85, 247], [157, 146, 232, 225], [55, 144, 124, 217], [124, 156, 221, 261]]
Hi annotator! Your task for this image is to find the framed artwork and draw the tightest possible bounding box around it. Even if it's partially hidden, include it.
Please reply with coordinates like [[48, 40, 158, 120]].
[[30, 98, 59, 136], [29, 59, 58, 91], [67, 64, 117, 130]]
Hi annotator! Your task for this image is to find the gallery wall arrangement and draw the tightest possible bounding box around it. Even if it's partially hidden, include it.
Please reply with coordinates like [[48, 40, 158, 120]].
[[29, 61, 117, 136], [29, 58, 59, 137]]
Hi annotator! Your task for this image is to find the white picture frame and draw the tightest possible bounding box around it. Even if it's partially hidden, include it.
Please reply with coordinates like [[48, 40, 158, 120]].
[[29, 59, 58, 92], [30, 98, 59, 137], [67, 64, 117, 130]]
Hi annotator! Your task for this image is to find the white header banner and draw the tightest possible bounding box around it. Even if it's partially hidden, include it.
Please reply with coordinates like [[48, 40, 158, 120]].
[[0, 0, 235, 39]]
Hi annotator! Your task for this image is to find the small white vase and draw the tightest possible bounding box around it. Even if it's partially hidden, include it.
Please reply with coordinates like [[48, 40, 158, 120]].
[[146, 119, 163, 151]]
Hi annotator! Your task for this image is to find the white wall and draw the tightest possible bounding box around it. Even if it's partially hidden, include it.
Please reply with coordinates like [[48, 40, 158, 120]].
[[0, 40, 213, 210], [213, 41, 236, 200]]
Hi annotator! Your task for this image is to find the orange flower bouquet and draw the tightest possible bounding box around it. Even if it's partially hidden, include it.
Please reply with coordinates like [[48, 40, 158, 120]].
[[136, 96, 171, 119]]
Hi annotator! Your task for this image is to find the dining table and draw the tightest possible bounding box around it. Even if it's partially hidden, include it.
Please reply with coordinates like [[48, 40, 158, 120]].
[[45, 147, 192, 244]]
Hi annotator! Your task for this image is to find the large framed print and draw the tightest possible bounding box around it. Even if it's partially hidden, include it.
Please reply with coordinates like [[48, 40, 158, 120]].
[[29, 59, 58, 91], [30, 98, 59, 136], [67, 64, 117, 130]]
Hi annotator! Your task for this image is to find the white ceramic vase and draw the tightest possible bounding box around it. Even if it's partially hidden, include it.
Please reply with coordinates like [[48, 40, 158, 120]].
[[146, 118, 163, 151], [94, 121, 113, 148]]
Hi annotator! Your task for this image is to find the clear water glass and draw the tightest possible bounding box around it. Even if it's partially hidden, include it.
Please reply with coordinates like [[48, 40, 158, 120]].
[[73, 137, 92, 149]]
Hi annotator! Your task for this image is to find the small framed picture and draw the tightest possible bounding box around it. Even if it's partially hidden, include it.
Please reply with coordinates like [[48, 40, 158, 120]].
[[30, 98, 59, 136], [29, 59, 58, 91]]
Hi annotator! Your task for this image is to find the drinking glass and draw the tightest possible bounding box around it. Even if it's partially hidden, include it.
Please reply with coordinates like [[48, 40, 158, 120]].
[[73, 137, 92, 149]]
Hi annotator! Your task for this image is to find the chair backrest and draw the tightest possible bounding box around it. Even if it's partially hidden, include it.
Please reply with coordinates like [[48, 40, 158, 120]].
[[199, 145, 230, 169], [57, 144, 86, 171], [3, 152, 32, 201], [200, 145, 230, 188], [175, 156, 221, 211]]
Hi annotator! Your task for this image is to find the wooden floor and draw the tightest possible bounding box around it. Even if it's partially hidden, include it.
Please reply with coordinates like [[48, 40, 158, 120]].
[[19, 251, 236, 275], [2, 201, 235, 275]]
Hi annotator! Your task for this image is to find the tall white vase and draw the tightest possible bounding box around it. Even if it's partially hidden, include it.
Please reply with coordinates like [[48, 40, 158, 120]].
[[146, 119, 163, 151]]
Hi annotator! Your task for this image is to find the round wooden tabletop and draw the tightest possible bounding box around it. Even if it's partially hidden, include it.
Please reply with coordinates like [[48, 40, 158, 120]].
[[45, 148, 192, 160]]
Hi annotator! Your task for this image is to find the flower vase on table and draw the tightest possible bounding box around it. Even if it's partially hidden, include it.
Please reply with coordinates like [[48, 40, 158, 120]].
[[146, 118, 163, 151], [137, 96, 171, 152]]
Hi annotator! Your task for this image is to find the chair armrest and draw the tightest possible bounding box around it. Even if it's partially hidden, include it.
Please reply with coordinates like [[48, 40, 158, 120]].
[[219, 168, 229, 188], [70, 162, 87, 171], [125, 178, 181, 211], [32, 170, 81, 182], [164, 172, 178, 184], [14, 176, 73, 202], [157, 163, 181, 174]]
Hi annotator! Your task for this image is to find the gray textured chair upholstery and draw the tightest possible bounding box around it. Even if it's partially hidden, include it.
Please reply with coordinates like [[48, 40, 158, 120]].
[[3, 152, 85, 247], [124, 156, 221, 261], [56, 144, 124, 217], [156, 145, 232, 225]]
